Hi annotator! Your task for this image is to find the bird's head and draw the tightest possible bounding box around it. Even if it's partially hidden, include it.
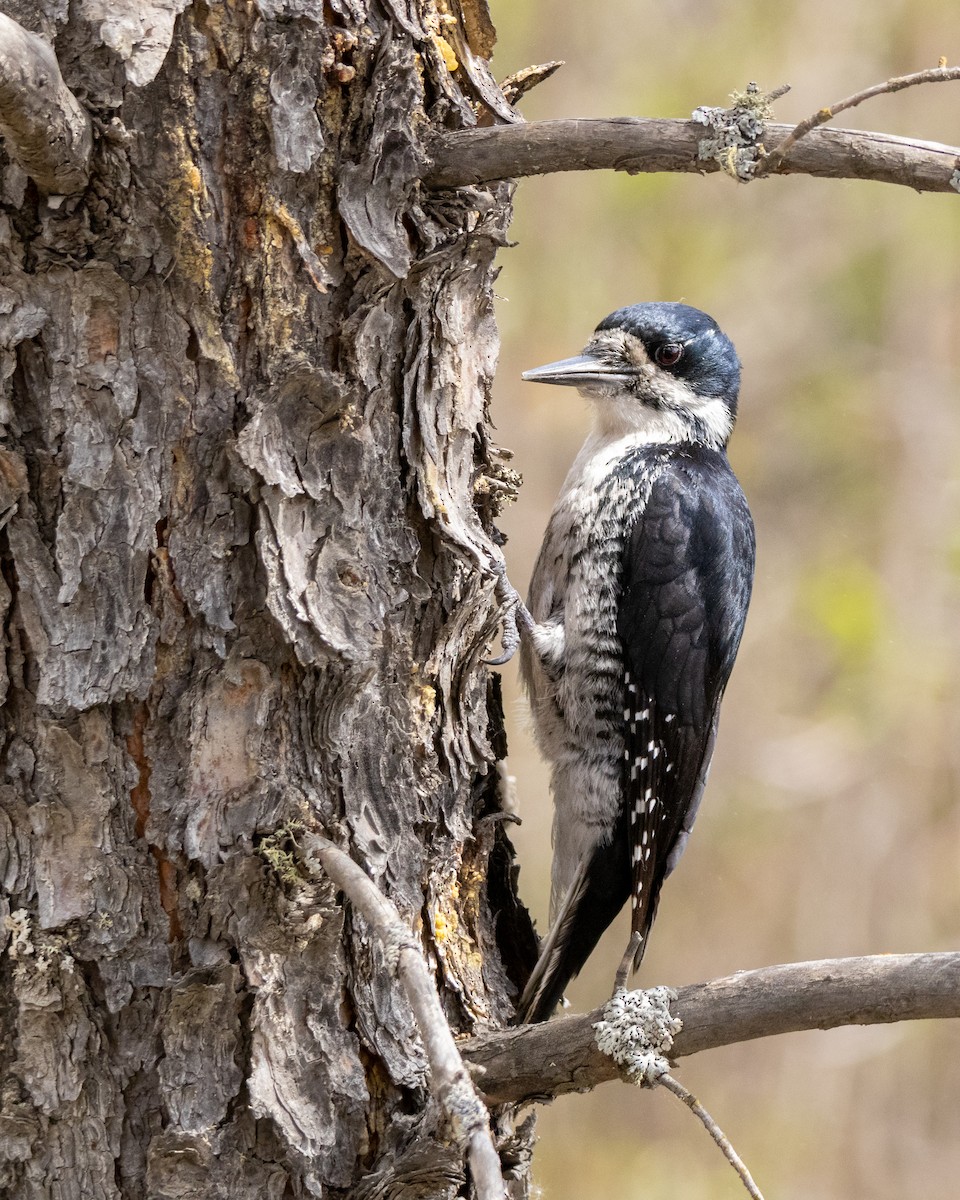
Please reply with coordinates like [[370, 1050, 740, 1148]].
[[522, 302, 741, 448]]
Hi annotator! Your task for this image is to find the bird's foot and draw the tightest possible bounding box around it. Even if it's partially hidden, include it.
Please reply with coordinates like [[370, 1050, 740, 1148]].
[[486, 557, 534, 666], [613, 931, 644, 995]]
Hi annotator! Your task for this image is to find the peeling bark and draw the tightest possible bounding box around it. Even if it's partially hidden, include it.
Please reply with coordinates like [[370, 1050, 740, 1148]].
[[0, 4, 533, 1197]]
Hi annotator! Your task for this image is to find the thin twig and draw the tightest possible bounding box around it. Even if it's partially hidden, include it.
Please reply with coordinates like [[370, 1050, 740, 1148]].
[[659, 1073, 765, 1200], [462, 952, 960, 1107], [0, 13, 91, 194], [761, 64, 960, 173], [305, 834, 506, 1200]]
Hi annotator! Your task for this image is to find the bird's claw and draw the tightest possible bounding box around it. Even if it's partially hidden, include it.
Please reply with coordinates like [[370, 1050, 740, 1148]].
[[485, 619, 520, 667], [485, 557, 534, 666]]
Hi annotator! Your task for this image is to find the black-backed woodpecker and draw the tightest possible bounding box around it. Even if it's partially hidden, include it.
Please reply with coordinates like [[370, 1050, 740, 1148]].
[[509, 301, 755, 1023]]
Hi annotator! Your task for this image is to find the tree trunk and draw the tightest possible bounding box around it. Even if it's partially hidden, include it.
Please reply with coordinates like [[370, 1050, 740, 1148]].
[[0, 2, 535, 1196]]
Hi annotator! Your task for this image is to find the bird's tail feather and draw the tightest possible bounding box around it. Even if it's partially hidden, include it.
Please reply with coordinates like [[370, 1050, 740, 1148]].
[[515, 833, 631, 1024]]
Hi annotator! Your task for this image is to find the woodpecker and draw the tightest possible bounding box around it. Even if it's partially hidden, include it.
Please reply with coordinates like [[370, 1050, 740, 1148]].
[[510, 301, 755, 1023]]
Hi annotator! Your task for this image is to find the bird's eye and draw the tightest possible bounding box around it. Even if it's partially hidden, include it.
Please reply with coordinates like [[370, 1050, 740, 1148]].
[[655, 342, 684, 367]]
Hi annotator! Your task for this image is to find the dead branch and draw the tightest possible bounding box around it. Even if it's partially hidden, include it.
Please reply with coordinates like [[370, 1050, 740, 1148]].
[[424, 118, 960, 195], [463, 952, 960, 1107], [305, 835, 507, 1200], [0, 13, 91, 194]]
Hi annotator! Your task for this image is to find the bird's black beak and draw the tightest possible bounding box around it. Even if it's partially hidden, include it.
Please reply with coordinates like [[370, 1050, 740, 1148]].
[[521, 353, 633, 387]]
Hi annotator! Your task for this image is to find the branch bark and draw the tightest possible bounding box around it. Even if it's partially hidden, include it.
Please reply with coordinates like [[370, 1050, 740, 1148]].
[[0, 13, 91, 193], [424, 118, 960, 195], [306, 836, 507, 1200], [463, 953, 960, 1107]]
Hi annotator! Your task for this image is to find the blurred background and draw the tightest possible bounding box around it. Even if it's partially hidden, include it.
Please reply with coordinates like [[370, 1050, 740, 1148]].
[[487, 3, 960, 1198]]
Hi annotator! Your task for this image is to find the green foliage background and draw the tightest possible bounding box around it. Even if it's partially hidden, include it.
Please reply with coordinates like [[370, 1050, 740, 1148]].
[[489, 3, 960, 1197]]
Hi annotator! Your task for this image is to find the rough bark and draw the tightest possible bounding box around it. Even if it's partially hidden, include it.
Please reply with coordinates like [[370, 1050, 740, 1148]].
[[0, 3, 535, 1197]]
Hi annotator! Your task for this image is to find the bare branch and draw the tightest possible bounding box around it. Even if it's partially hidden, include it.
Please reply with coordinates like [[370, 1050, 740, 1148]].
[[463, 953, 960, 1107], [761, 64, 960, 173], [305, 835, 507, 1200], [659, 1073, 766, 1200], [424, 118, 960, 195], [0, 13, 91, 194]]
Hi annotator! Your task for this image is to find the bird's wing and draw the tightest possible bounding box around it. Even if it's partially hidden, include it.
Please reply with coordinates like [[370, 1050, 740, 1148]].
[[617, 451, 754, 966]]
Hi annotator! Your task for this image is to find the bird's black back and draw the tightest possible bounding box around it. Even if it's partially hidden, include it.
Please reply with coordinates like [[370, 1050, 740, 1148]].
[[618, 444, 754, 959]]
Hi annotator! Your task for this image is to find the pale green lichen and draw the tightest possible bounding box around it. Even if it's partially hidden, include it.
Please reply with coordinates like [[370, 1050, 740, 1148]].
[[259, 820, 307, 886], [693, 82, 786, 181], [593, 985, 682, 1087]]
